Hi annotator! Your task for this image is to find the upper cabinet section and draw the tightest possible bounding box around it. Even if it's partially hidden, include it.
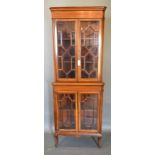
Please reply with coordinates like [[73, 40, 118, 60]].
[[50, 7, 106, 82], [50, 6, 106, 19]]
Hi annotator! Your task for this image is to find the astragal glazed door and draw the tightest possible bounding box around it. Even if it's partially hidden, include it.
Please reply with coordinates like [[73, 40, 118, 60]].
[[54, 19, 102, 82], [78, 92, 100, 132], [54, 20, 78, 81], [56, 92, 78, 131], [79, 20, 102, 82]]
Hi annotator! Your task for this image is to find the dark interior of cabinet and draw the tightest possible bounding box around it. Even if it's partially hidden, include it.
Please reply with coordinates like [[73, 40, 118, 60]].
[[56, 21, 100, 80], [57, 21, 76, 79], [57, 93, 98, 130], [80, 21, 99, 79], [58, 94, 76, 129], [80, 94, 98, 130]]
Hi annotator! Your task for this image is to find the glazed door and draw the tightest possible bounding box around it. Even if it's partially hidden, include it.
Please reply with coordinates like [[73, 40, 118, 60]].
[[57, 92, 78, 131], [78, 92, 99, 132], [54, 20, 78, 81], [54, 19, 102, 82], [78, 20, 102, 81]]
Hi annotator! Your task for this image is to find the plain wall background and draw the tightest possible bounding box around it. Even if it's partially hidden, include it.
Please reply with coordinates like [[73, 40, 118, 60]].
[[44, 0, 111, 132]]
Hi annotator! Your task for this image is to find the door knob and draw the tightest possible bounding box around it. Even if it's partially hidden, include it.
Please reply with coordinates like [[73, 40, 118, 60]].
[[78, 60, 81, 66]]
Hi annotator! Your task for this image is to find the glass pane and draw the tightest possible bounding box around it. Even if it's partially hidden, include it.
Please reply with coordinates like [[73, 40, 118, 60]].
[[80, 94, 98, 130], [58, 94, 76, 129], [80, 21, 99, 79], [57, 21, 76, 79]]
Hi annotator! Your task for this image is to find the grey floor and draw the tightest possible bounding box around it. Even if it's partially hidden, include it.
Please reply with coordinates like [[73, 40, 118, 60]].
[[44, 131, 111, 155]]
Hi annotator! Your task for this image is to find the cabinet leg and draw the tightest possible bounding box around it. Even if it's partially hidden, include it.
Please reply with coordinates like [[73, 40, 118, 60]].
[[54, 135, 58, 147], [98, 137, 102, 148]]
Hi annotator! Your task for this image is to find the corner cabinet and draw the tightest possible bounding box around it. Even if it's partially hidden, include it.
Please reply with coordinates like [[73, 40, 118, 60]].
[[50, 6, 106, 147]]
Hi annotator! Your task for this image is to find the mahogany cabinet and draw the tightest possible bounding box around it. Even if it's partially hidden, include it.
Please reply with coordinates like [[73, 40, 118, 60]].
[[50, 6, 106, 147]]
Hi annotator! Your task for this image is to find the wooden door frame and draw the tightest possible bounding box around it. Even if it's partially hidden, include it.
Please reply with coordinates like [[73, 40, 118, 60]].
[[55, 91, 78, 132], [53, 19, 78, 82], [53, 19, 103, 82], [78, 91, 100, 133], [77, 19, 103, 82]]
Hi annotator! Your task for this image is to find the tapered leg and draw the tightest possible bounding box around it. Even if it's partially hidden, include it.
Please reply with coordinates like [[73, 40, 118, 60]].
[[54, 135, 58, 147], [98, 137, 102, 148]]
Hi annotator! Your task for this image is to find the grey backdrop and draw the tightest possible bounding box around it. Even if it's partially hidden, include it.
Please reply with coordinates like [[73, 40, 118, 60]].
[[44, 0, 111, 132]]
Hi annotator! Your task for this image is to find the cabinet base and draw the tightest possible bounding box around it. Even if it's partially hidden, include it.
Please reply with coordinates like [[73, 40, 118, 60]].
[[54, 132, 102, 147]]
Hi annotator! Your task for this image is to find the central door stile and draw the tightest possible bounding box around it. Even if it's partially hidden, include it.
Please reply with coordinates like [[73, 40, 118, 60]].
[[77, 92, 80, 133], [75, 92, 78, 132], [76, 19, 81, 81], [75, 19, 79, 82], [78, 92, 81, 132]]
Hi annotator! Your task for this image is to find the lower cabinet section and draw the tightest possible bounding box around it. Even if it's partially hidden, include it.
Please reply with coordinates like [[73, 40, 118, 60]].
[[53, 83, 104, 147]]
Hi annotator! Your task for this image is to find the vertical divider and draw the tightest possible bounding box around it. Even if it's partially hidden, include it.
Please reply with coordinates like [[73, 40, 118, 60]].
[[99, 19, 104, 81], [76, 92, 78, 132], [97, 92, 101, 132], [75, 93, 78, 131], [75, 20, 78, 81], [77, 92, 80, 133], [76, 19, 81, 81], [55, 92, 58, 131], [99, 88, 104, 133], [52, 19, 57, 81]]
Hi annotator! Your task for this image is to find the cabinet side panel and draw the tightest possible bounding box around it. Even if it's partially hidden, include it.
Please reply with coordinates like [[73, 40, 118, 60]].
[[99, 86, 104, 133], [52, 19, 57, 81], [53, 90, 58, 132], [100, 18, 105, 81]]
